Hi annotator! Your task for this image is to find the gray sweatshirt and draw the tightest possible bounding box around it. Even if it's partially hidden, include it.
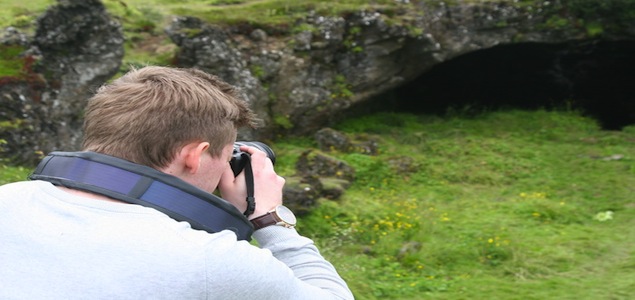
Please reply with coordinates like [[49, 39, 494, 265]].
[[0, 181, 354, 299]]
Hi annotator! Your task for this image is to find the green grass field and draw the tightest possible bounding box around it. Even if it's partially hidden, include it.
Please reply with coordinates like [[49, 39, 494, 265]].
[[273, 109, 635, 299]]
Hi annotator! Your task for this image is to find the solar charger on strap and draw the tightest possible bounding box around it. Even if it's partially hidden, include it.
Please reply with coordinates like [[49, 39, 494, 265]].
[[30, 151, 254, 241]]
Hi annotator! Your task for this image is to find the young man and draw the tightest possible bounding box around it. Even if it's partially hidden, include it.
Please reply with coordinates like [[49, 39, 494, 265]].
[[0, 66, 354, 299]]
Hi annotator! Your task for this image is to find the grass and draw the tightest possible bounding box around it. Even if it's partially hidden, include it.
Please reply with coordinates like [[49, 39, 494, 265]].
[[0, 0, 52, 30], [170, 0, 399, 27], [0, 45, 26, 77], [273, 109, 635, 299], [0, 164, 30, 185], [1, 109, 634, 298]]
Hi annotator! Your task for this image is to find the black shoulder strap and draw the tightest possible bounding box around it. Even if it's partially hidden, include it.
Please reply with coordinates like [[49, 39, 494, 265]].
[[29, 151, 253, 241], [237, 152, 256, 217]]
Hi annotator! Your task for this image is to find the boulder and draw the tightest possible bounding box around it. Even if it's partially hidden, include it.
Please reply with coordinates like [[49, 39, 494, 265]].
[[0, 0, 123, 165]]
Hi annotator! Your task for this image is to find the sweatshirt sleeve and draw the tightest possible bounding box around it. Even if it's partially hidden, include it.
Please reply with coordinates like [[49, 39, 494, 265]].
[[252, 226, 354, 300]]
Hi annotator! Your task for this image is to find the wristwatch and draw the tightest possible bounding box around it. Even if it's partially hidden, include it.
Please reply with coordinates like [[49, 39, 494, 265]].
[[250, 205, 297, 230]]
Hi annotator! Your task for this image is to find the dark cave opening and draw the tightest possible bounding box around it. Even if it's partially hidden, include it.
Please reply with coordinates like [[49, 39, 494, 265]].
[[373, 40, 635, 130]]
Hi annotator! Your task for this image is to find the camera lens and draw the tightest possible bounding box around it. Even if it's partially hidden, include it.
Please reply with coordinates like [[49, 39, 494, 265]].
[[230, 141, 276, 177], [233, 141, 276, 165]]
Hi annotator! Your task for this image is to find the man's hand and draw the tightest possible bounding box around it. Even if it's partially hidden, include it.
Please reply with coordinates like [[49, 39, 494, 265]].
[[217, 145, 285, 219]]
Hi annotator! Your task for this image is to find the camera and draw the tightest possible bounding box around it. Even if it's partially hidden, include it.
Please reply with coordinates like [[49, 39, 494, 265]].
[[230, 141, 276, 177]]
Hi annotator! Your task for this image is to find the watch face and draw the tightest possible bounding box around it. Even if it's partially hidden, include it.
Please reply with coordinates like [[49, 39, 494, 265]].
[[276, 205, 297, 225]]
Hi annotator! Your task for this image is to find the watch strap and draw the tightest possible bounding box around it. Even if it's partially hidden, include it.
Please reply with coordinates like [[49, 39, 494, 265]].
[[250, 212, 278, 230]]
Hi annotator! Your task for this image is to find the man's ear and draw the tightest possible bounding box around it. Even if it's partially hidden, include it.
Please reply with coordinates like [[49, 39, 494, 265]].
[[181, 141, 210, 174]]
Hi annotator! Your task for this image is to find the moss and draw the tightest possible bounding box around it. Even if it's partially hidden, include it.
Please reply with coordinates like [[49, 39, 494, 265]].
[[545, 16, 570, 30], [273, 114, 294, 129], [495, 20, 508, 28], [250, 64, 265, 79], [538, 0, 635, 36], [0, 119, 25, 130], [10, 15, 32, 28], [585, 21, 604, 37], [0, 45, 26, 78], [330, 74, 354, 100], [351, 46, 363, 53], [408, 26, 424, 37], [291, 23, 317, 34], [349, 26, 362, 35], [182, 28, 203, 38]]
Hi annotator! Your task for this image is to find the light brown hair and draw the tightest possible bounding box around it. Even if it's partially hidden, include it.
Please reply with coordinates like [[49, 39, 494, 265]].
[[82, 66, 257, 168]]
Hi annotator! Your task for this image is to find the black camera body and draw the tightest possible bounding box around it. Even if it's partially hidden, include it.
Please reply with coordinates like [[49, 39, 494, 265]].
[[230, 141, 276, 177]]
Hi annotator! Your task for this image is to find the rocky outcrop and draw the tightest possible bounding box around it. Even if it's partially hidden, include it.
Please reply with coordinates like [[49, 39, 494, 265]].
[[0, 0, 123, 164], [166, 10, 438, 138], [165, 0, 635, 138], [1, 0, 634, 164]]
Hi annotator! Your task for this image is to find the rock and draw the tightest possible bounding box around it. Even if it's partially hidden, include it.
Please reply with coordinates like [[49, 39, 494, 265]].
[[280, 149, 355, 213], [318, 177, 351, 200], [0, 0, 123, 165], [296, 149, 355, 182], [350, 135, 379, 155], [315, 127, 379, 155], [397, 241, 422, 260], [387, 156, 420, 175], [282, 176, 320, 216], [0, 27, 28, 46], [293, 31, 312, 51], [249, 28, 267, 41], [165, 16, 268, 140], [166, 2, 635, 139], [315, 127, 351, 152]]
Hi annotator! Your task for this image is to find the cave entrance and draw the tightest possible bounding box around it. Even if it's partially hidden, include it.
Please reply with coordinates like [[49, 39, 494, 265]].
[[371, 40, 635, 130]]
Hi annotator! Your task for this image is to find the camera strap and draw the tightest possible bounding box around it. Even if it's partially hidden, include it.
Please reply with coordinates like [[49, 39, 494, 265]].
[[239, 153, 256, 217], [29, 151, 254, 241]]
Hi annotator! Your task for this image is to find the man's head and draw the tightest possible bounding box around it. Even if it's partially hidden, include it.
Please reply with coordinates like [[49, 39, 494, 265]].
[[82, 66, 257, 169]]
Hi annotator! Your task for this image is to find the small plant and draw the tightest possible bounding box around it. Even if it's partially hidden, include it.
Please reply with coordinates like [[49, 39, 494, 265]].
[[273, 114, 293, 130], [10, 15, 32, 28], [291, 23, 317, 34], [250, 65, 265, 79], [330, 74, 354, 99], [593, 210, 614, 222], [0, 45, 26, 78], [545, 15, 570, 29], [408, 26, 423, 37], [585, 21, 604, 37], [351, 46, 363, 53], [343, 26, 363, 53]]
